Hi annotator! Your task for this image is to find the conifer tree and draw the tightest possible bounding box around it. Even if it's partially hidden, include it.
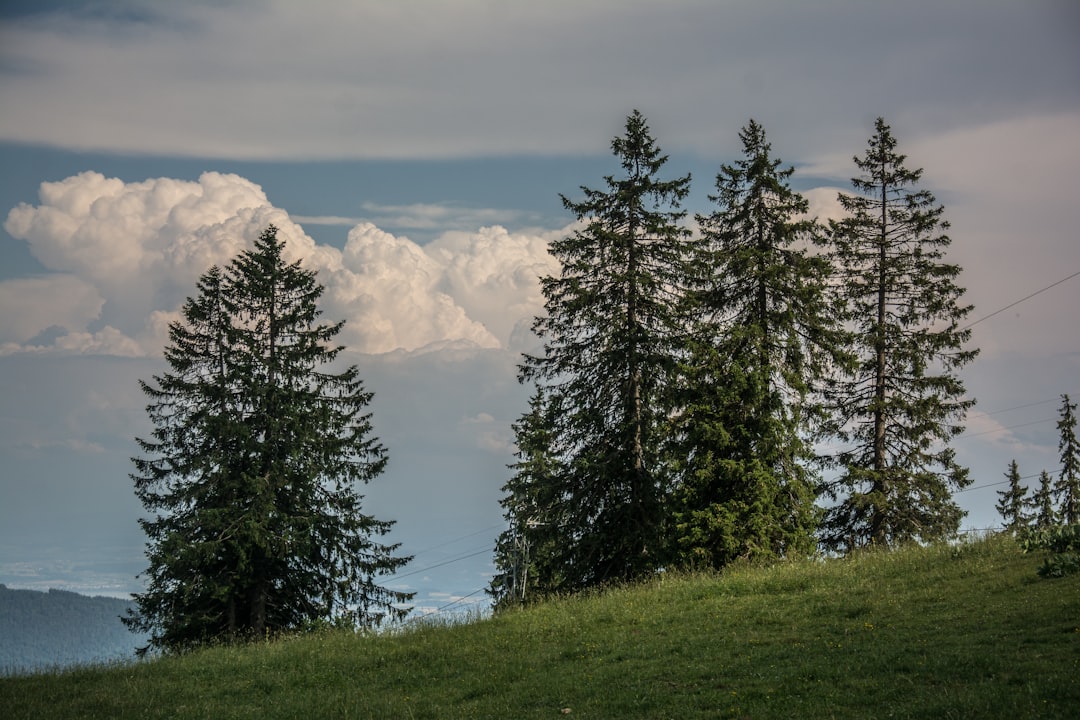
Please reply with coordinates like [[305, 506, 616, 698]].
[[489, 387, 564, 609], [995, 459, 1029, 533], [126, 226, 412, 653], [1053, 393, 1080, 524], [669, 120, 844, 568], [509, 110, 692, 591], [821, 118, 978, 552], [1030, 470, 1058, 530]]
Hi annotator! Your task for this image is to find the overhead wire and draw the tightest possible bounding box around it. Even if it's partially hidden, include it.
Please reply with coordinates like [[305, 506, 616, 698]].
[[432, 587, 489, 614], [965, 398, 1058, 419], [826, 271, 1075, 454], [944, 272, 1078, 500], [961, 269, 1080, 331], [956, 469, 1060, 494], [955, 417, 1058, 440], [406, 524, 502, 558], [392, 546, 493, 581], [387, 525, 504, 621]]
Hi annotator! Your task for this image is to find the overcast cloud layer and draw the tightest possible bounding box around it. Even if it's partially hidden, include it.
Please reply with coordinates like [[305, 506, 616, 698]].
[[1, 0, 1077, 159], [1, 1, 1079, 616]]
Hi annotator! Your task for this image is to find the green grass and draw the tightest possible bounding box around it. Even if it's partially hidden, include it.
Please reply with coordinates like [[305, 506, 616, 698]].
[[3, 534, 1078, 719]]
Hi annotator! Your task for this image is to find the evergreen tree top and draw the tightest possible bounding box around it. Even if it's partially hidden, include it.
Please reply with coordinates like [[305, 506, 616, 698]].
[[562, 110, 690, 219], [849, 117, 922, 190]]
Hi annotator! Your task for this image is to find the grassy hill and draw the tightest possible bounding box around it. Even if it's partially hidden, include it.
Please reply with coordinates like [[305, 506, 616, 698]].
[[1, 534, 1077, 719]]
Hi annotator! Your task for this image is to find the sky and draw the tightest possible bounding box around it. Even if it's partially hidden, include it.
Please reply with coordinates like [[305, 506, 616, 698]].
[[1, 0, 1078, 620]]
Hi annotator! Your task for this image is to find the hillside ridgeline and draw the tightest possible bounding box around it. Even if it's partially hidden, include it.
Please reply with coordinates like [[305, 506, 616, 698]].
[[1, 535, 1077, 719]]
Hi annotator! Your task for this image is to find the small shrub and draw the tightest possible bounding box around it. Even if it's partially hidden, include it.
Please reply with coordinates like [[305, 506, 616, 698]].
[[1019, 524, 1080, 577]]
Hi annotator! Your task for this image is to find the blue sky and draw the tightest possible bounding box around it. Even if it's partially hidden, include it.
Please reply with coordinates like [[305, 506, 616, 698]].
[[1, 0, 1078, 618]]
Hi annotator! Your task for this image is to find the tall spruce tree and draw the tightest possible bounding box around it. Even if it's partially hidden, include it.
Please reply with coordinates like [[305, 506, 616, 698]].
[[669, 120, 844, 568], [126, 226, 411, 653], [1030, 470, 1058, 530], [508, 110, 692, 592], [995, 459, 1029, 534], [821, 118, 978, 553], [1053, 393, 1080, 525]]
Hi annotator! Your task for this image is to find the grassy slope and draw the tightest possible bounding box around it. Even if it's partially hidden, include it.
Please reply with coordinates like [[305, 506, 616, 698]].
[[1, 535, 1077, 719]]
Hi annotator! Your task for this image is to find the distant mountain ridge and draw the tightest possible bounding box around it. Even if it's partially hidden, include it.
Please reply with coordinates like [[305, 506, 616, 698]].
[[0, 584, 144, 674]]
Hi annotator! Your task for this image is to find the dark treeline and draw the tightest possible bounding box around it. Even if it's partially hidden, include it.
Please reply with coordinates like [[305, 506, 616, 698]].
[[998, 394, 1080, 533], [0, 586, 145, 674], [1000, 395, 1080, 578], [490, 112, 978, 608]]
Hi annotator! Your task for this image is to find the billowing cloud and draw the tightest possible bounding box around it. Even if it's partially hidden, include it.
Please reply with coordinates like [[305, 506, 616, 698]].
[[3, 171, 298, 353], [426, 225, 564, 349], [2, 171, 561, 356], [4, 171, 267, 281], [800, 187, 848, 226], [0, 274, 103, 345], [327, 222, 499, 353]]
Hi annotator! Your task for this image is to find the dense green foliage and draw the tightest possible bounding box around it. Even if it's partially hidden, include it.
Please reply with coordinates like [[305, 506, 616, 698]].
[[4, 536, 1078, 719], [821, 118, 978, 552], [670, 119, 844, 569], [127, 226, 411, 653], [496, 114, 978, 597], [0, 587, 143, 675], [497, 111, 693, 600], [1021, 524, 1080, 578]]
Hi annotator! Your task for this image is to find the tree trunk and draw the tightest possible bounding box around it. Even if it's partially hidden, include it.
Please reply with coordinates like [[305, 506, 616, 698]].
[[250, 581, 267, 638], [870, 170, 889, 545]]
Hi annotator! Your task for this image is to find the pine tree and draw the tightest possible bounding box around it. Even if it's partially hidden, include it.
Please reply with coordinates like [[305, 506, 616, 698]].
[[995, 459, 1029, 533], [669, 120, 844, 568], [126, 226, 412, 653], [489, 387, 565, 609], [821, 118, 979, 553], [511, 110, 692, 591], [124, 265, 246, 650], [1053, 393, 1080, 524], [1030, 470, 1058, 530]]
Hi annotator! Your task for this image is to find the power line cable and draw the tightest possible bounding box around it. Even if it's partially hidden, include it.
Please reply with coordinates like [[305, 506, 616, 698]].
[[432, 587, 489, 614], [966, 398, 1058, 419], [961, 269, 1080, 331], [408, 525, 502, 558], [956, 469, 1061, 494], [955, 417, 1058, 440], [392, 546, 493, 581]]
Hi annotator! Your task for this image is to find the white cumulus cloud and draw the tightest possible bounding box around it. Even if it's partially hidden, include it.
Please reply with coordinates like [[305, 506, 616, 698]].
[[0, 274, 103, 345], [427, 225, 563, 349], [3, 171, 561, 356], [328, 222, 500, 353]]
